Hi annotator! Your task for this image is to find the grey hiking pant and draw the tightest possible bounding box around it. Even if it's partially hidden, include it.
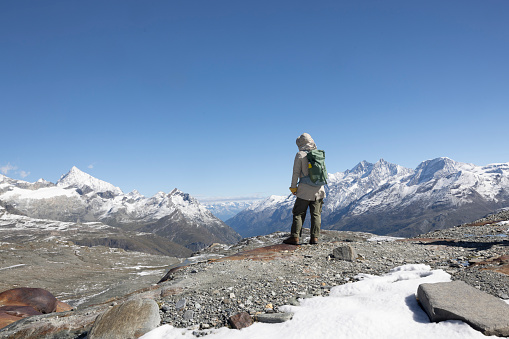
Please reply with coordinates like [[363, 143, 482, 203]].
[[291, 197, 324, 239]]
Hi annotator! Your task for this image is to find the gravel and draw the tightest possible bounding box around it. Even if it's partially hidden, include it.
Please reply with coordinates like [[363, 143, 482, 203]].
[[154, 222, 509, 331]]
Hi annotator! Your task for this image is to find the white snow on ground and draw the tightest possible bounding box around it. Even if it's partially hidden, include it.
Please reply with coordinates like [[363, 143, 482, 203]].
[[0, 264, 26, 271], [367, 235, 403, 242], [141, 265, 495, 339]]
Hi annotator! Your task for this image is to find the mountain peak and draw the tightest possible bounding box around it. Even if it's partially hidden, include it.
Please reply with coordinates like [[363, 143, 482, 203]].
[[57, 167, 123, 195], [348, 160, 374, 175], [408, 157, 464, 186]]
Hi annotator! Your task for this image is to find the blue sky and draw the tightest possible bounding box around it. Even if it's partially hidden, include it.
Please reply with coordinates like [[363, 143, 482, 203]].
[[1, 0, 508, 202]]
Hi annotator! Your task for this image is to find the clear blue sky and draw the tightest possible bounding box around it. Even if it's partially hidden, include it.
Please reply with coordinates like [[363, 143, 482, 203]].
[[1, 0, 508, 202]]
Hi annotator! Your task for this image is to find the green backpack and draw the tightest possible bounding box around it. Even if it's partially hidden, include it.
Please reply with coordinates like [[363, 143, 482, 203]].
[[303, 149, 328, 186]]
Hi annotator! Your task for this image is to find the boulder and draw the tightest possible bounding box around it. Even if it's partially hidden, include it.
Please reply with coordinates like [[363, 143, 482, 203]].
[[0, 288, 57, 314], [0, 287, 73, 330], [333, 245, 357, 261], [88, 298, 160, 339], [228, 312, 253, 329], [255, 312, 294, 323], [417, 281, 509, 336]]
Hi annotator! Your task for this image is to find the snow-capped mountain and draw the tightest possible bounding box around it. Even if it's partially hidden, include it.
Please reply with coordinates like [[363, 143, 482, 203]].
[[0, 167, 241, 252], [57, 166, 123, 195], [202, 200, 258, 221], [227, 157, 509, 238]]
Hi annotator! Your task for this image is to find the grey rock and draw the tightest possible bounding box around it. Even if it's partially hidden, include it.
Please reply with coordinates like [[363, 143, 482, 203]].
[[255, 312, 294, 323], [287, 297, 300, 306], [184, 310, 194, 320], [0, 304, 109, 339], [333, 244, 357, 261], [417, 281, 509, 336], [88, 298, 160, 339], [176, 298, 187, 310]]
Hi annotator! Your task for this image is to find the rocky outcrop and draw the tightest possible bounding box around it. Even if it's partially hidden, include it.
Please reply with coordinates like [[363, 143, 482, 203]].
[[88, 298, 160, 339], [417, 281, 509, 336]]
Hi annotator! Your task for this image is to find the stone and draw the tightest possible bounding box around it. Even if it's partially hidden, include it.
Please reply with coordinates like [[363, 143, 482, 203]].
[[0, 288, 57, 314], [0, 305, 42, 330], [255, 312, 294, 323], [0, 311, 23, 330], [0, 304, 110, 338], [160, 286, 184, 298], [0, 306, 42, 318], [176, 298, 187, 310], [417, 281, 509, 336], [183, 310, 194, 321], [56, 300, 74, 312], [228, 312, 253, 329], [88, 298, 160, 339], [333, 245, 357, 262]]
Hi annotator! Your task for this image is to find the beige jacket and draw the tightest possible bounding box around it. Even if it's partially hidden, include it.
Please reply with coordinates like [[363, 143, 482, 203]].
[[290, 133, 326, 201]]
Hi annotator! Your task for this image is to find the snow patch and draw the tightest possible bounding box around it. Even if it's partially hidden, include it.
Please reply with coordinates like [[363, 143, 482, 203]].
[[141, 265, 490, 339]]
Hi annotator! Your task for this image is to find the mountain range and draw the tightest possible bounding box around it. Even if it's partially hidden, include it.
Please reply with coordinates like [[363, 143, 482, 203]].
[[2, 157, 508, 253], [0, 167, 241, 255], [227, 157, 509, 238], [202, 200, 260, 221]]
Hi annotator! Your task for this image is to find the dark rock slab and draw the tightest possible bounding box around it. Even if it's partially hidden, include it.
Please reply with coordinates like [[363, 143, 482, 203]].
[[228, 312, 253, 329], [417, 281, 509, 336], [88, 298, 160, 339]]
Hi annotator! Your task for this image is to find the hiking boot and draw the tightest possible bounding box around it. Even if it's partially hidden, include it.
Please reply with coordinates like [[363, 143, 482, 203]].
[[309, 237, 318, 245], [282, 237, 299, 245]]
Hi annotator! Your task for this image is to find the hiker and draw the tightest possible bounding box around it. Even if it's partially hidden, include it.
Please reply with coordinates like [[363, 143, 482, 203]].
[[283, 133, 326, 245]]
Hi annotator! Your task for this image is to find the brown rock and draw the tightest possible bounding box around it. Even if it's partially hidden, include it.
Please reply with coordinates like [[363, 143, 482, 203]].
[[0, 288, 57, 314], [0, 306, 42, 318], [228, 312, 253, 329], [0, 306, 43, 331], [56, 300, 73, 312], [0, 312, 21, 330]]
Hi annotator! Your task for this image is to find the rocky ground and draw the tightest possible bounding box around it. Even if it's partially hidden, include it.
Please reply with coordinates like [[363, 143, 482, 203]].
[[2, 211, 509, 338], [0, 214, 182, 308], [153, 219, 509, 335], [0, 238, 179, 308]]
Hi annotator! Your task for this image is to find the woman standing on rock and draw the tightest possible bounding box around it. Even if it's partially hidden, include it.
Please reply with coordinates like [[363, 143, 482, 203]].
[[283, 133, 326, 245]]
